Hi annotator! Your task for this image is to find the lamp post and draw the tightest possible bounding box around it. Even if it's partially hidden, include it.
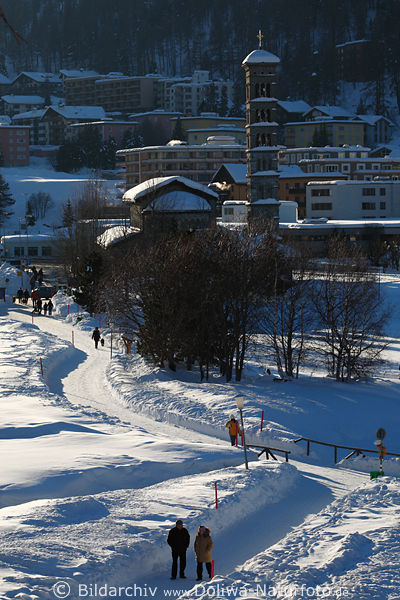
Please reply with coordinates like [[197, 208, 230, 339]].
[[235, 396, 249, 470]]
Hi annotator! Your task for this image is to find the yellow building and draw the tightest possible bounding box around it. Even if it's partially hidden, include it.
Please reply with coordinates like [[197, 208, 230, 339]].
[[284, 119, 365, 148]]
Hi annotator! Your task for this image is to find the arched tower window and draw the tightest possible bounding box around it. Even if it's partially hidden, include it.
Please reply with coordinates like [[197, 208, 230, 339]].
[[266, 134, 272, 146], [266, 83, 271, 97], [260, 109, 265, 121], [266, 108, 271, 122], [255, 83, 260, 97]]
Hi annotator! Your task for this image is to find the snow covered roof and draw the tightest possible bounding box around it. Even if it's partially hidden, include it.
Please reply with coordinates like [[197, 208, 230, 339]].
[[251, 198, 280, 205], [1, 95, 44, 104], [0, 74, 11, 84], [0, 114, 11, 124], [60, 69, 100, 79], [97, 226, 140, 248], [1, 234, 55, 243], [252, 170, 279, 177], [13, 72, 61, 84], [44, 105, 106, 120], [242, 49, 280, 65], [277, 100, 311, 114], [219, 163, 247, 184], [142, 190, 211, 212], [336, 39, 370, 48], [123, 176, 219, 203], [356, 114, 394, 126], [278, 165, 308, 178], [305, 105, 353, 118], [12, 108, 46, 120]]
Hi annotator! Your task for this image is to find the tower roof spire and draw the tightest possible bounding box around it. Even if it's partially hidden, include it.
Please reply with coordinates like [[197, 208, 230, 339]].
[[257, 29, 264, 49]]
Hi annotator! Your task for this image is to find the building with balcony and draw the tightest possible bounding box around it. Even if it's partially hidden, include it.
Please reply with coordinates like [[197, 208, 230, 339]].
[[117, 137, 246, 189], [0, 125, 30, 166]]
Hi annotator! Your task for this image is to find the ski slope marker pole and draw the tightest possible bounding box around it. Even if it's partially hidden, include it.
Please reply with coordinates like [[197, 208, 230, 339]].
[[260, 410, 264, 432], [72, 331, 74, 346], [211, 560, 215, 579], [31, 313, 34, 324], [67, 304, 70, 315], [40, 357, 43, 376], [214, 481, 218, 509]]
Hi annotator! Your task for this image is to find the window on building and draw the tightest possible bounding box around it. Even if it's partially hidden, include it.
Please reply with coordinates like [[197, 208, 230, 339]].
[[362, 202, 376, 210], [14, 247, 24, 256], [380, 188, 386, 196], [342, 164, 350, 172], [28, 247, 38, 256], [362, 188, 376, 196], [380, 202, 386, 210], [41, 246, 52, 256], [311, 188, 330, 196], [311, 203, 332, 210], [326, 165, 338, 172], [224, 207, 234, 215]]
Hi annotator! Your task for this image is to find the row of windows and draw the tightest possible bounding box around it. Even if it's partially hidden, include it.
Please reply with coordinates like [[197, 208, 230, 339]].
[[362, 188, 387, 196], [311, 203, 332, 210], [362, 202, 386, 210], [14, 246, 52, 257], [311, 189, 330, 196]]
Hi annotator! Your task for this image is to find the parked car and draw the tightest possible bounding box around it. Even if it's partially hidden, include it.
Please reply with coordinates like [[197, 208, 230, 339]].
[[33, 285, 55, 299]]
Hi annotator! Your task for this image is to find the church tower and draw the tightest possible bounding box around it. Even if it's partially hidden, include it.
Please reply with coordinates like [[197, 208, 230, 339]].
[[242, 32, 281, 221]]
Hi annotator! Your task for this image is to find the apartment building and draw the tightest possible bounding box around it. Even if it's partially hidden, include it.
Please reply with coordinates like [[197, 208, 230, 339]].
[[306, 180, 400, 220], [0, 125, 30, 166], [1, 95, 45, 117], [280, 146, 400, 181], [117, 137, 246, 189], [284, 119, 365, 148]]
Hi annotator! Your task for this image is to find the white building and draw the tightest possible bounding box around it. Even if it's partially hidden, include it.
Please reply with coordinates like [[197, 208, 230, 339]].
[[0, 234, 57, 263], [306, 180, 400, 220], [166, 70, 233, 116], [221, 200, 249, 223]]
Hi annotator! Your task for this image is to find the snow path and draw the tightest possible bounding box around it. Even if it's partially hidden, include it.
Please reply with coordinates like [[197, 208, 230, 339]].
[[5, 302, 370, 600], [8, 302, 230, 447]]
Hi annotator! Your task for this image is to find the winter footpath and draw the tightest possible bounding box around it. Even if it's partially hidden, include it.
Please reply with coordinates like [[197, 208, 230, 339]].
[[1, 266, 400, 598]]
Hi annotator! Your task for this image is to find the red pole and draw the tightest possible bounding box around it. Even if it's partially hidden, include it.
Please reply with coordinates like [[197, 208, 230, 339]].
[[40, 357, 43, 376], [67, 304, 70, 315], [214, 482, 218, 509], [72, 331, 74, 346], [211, 560, 214, 579], [260, 410, 264, 432], [235, 430, 238, 446]]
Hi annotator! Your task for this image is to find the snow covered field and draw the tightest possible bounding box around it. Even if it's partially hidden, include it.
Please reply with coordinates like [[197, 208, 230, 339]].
[[0, 268, 400, 598], [0, 158, 122, 236]]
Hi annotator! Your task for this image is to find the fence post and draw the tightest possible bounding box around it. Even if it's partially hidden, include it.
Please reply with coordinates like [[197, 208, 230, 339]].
[[307, 440, 310, 456], [40, 357, 43, 376], [214, 482, 218, 509], [260, 410, 264, 432], [211, 560, 215, 579], [334, 446, 337, 464]]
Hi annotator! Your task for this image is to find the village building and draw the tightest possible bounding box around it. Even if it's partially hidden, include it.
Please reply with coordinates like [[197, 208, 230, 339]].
[[122, 176, 217, 238], [0, 125, 30, 166], [10, 72, 62, 97], [116, 137, 246, 189]]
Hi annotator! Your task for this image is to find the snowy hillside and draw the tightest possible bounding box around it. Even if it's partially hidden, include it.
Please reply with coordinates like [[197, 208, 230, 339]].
[[0, 269, 400, 598], [0, 157, 122, 236]]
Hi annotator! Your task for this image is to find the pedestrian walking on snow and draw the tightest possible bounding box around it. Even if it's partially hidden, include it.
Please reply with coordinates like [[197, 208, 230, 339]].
[[36, 298, 42, 315], [194, 525, 213, 581], [225, 415, 241, 446], [23, 289, 30, 304], [167, 519, 190, 580], [42, 302, 48, 316], [47, 299, 53, 316], [92, 326, 101, 349], [17, 288, 23, 303]]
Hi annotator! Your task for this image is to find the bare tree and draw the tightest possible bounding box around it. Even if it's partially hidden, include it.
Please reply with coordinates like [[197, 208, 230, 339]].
[[311, 237, 389, 381], [260, 243, 315, 378]]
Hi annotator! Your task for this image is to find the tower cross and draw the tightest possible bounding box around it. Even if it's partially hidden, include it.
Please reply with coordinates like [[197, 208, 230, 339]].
[[257, 29, 263, 49]]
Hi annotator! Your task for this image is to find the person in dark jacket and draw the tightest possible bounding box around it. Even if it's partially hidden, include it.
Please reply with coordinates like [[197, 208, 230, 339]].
[[17, 288, 23, 303], [38, 268, 44, 284], [23, 289, 30, 304], [167, 519, 190, 580], [92, 326, 101, 349], [47, 299, 53, 316]]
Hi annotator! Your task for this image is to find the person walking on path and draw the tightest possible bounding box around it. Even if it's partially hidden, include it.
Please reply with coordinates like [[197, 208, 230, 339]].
[[36, 298, 42, 315], [92, 326, 101, 349], [23, 289, 30, 304], [38, 268, 44, 284], [225, 415, 241, 446], [194, 525, 213, 581], [167, 519, 190, 580], [17, 288, 23, 303], [47, 299, 53, 316], [31, 289, 37, 309], [42, 302, 48, 316]]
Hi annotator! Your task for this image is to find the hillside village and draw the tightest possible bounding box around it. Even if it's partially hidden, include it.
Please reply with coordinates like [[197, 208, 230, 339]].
[[2, 1, 400, 598]]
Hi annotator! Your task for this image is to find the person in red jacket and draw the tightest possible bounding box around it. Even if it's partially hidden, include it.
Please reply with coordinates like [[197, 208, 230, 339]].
[[225, 415, 241, 446]]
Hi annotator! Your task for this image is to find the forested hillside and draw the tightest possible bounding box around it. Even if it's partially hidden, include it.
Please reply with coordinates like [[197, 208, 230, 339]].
[[1, 0, 400, 116]]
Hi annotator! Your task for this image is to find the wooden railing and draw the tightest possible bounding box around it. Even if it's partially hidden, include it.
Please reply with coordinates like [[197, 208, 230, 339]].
[[246, 443, 291, 463], [294, 436, 400, 464]]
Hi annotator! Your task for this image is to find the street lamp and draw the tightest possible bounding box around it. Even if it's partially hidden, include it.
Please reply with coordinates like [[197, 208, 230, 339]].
[[235, 396, 249, 470]]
